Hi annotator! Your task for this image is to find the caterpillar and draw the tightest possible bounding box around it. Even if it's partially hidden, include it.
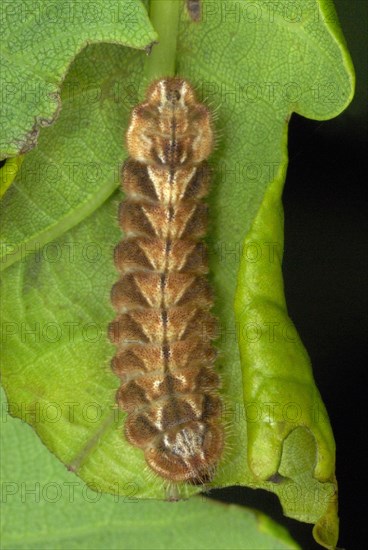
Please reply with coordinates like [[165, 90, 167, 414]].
[[108, 77, 224, 484]]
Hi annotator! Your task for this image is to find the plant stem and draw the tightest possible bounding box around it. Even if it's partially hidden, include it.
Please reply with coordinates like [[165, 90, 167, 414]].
[[142, 0, 181, 92]]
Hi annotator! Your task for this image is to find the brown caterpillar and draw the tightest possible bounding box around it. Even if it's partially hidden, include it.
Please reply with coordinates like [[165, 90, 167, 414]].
[[108, 77, 224, 484]]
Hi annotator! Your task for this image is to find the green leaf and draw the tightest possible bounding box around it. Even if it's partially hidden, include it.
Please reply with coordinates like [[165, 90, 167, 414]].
[[0, 1, 354, 548], [0, 0, 157, 159], [234, 172, 339, 546], [0, 43, 144, 268], [0, 155, 24, 198], [1, 388, 300, 550]]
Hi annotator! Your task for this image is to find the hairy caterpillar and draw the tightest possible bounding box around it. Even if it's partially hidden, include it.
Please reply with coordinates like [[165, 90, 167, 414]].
[[108, 77, 224, 484]]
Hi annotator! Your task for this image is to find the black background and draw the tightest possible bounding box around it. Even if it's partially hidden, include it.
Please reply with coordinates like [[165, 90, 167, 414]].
[[209, 1, 367, 549]]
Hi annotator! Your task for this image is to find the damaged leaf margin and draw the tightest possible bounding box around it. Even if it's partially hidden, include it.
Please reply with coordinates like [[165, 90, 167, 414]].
[[0, 0, 157, 159]]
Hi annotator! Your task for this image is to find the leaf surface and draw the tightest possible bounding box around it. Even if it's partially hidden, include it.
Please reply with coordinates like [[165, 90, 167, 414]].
[[1, 388, 300, 550], [0, 43, 144, 267], [0, 0, 156, 159]]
